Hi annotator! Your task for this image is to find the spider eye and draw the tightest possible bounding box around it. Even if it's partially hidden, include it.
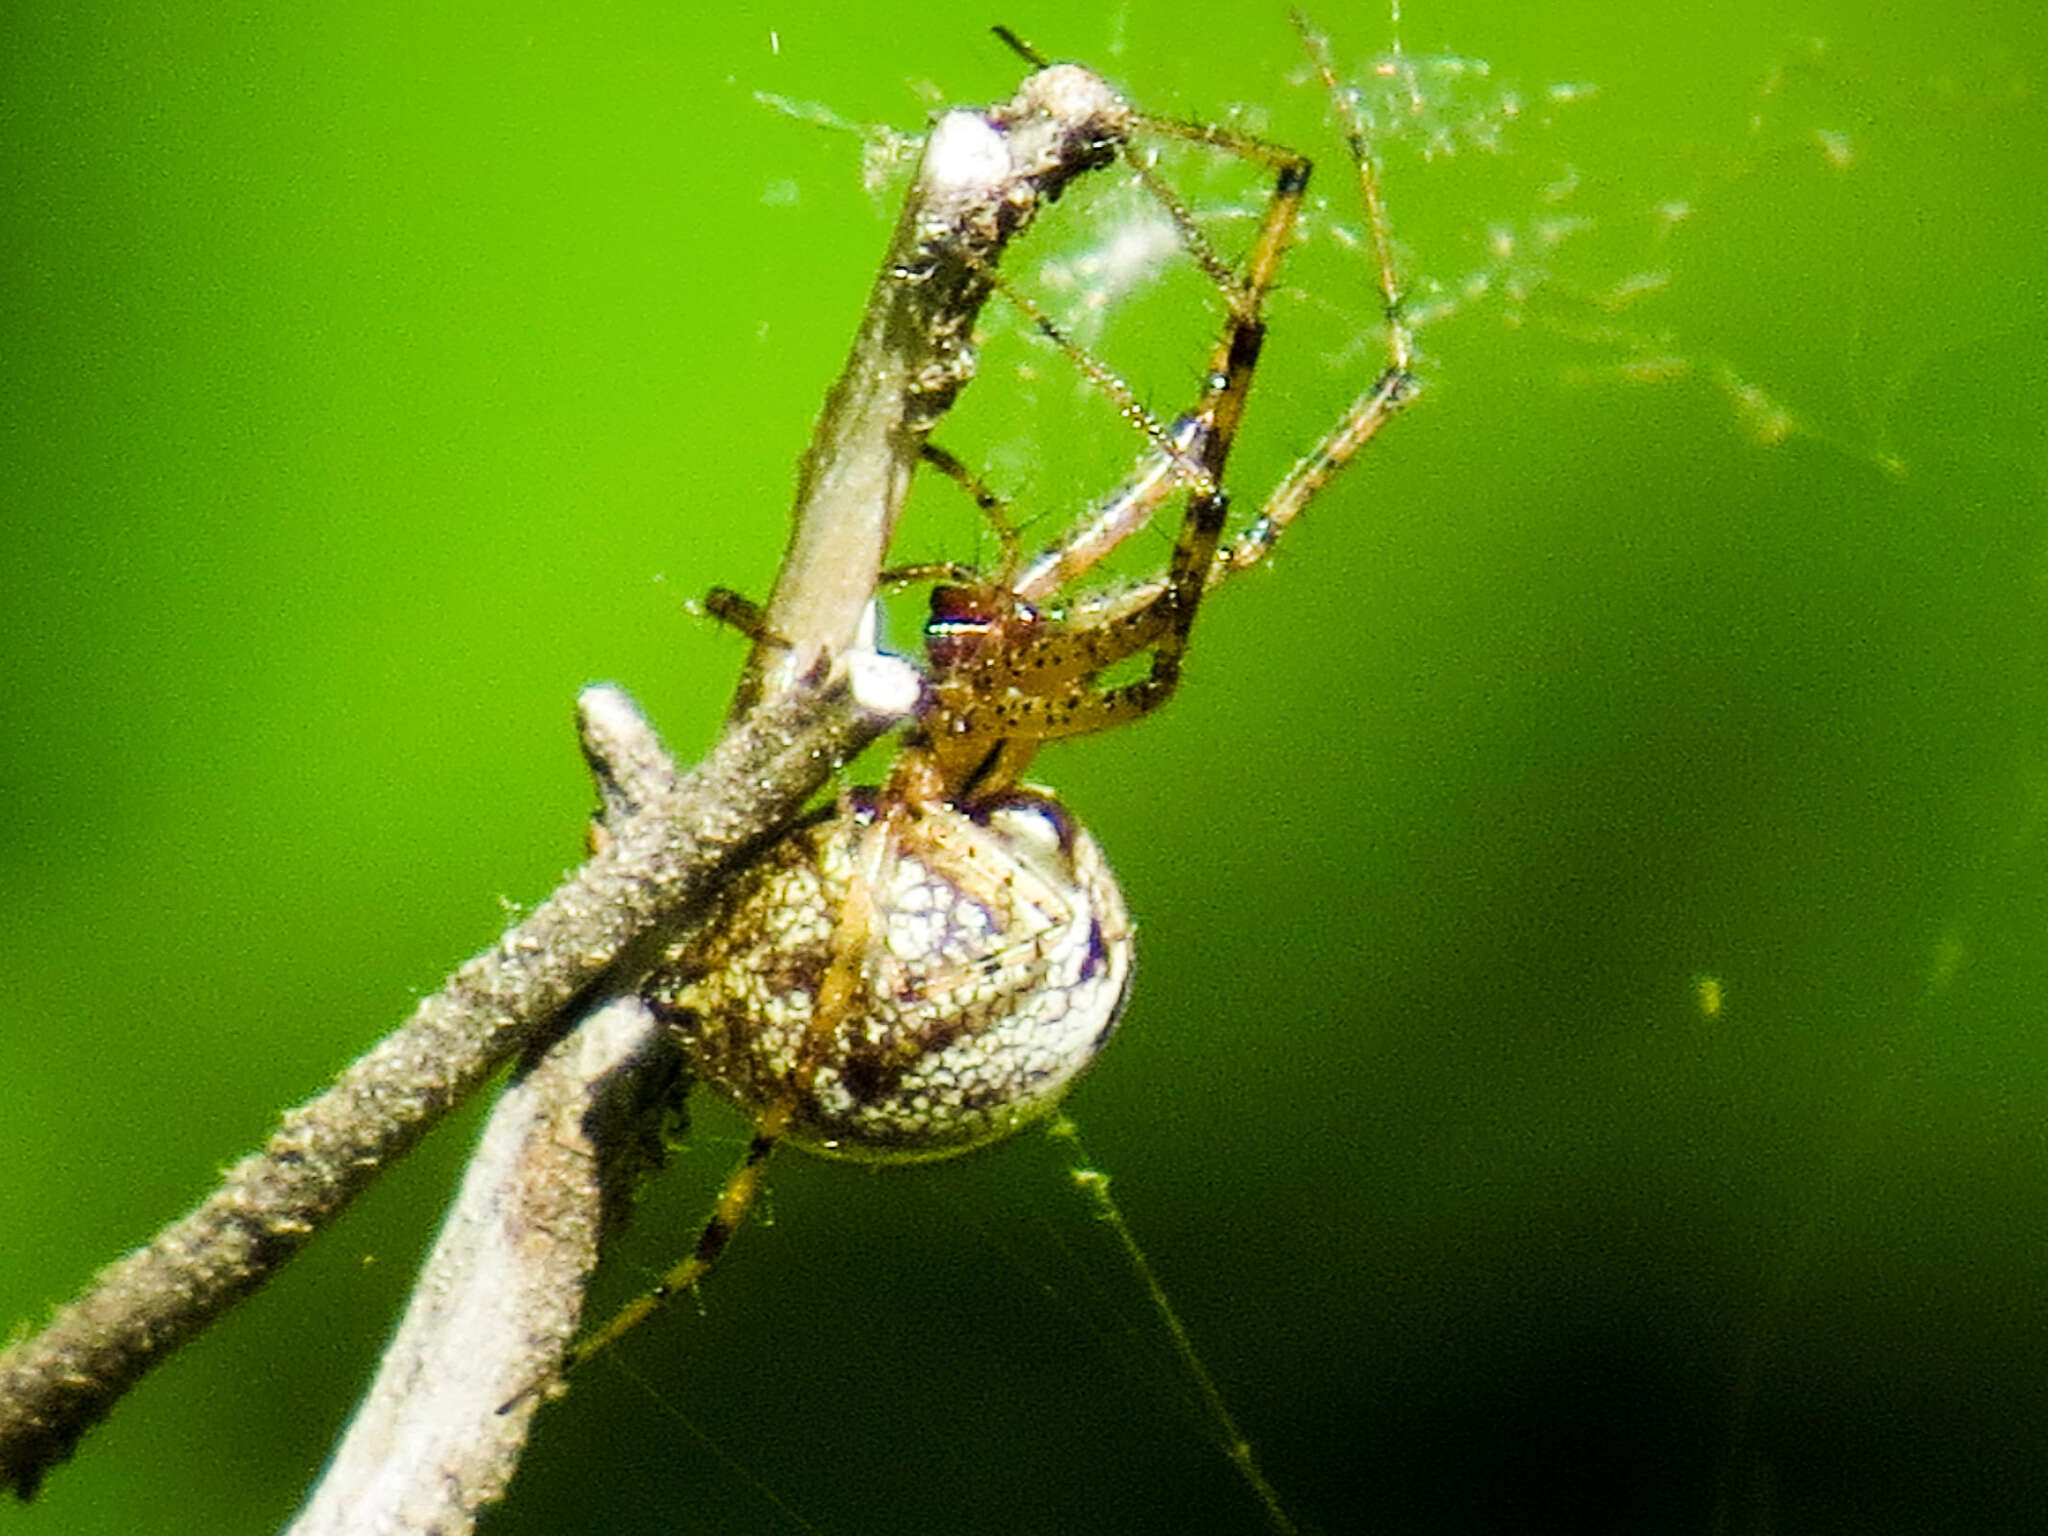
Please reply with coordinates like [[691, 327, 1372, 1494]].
[[927, 583, 1033, 669], [928, 583, 1000, 623]]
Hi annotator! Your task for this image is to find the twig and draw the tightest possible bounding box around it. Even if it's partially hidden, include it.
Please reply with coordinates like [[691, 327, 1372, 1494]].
[[0, 679, 892, 1503], [283, 992, 681, 1536], [0, 58, 1138, 1523], [734, 63, 1132, 711]]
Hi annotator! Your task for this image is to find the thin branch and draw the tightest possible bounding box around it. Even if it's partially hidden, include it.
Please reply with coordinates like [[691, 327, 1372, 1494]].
[[0, 679, 895, 1501]]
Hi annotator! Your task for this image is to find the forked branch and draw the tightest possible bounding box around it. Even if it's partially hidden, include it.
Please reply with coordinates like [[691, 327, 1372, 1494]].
[[0, 678, 894, 1503], [0, 58, 1140, 1523]]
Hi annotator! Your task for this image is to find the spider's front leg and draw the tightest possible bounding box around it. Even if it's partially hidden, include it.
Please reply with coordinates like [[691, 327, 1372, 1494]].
[[938, 135, 1313, 749], [939, 291, 1275, 751], [1220, 11, 1422, 574], [1025, 15, 1427, 624]]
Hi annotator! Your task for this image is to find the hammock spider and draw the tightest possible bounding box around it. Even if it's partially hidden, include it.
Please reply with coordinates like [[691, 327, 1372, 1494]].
[[566, 21, 1415, 1372]]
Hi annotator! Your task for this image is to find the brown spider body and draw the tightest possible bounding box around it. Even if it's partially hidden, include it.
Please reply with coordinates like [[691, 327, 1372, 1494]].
[[647, 569, 1152, 1162], [577, 28, 1415, 1373], [919, 582, 1095, 799], [644, 99, 1308, 1173]]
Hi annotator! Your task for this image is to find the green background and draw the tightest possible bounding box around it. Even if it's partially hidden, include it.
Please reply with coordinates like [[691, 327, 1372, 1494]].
[[5, 1, 2045, 1532]]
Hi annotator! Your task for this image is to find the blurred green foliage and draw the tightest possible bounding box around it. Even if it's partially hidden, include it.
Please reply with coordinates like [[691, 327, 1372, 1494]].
[[5, 1, 2046, 1532]]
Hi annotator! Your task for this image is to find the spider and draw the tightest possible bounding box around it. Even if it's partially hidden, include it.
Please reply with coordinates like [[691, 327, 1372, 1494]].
[[562, 18, 1416, 1374]]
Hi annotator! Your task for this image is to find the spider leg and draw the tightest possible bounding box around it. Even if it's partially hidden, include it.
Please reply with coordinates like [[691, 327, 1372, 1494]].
[[1294, 10, 1412, 378], [949, 147, 1305, 747], [1124, 113, 1312, 324], [703, 585, 771, 640], [979, 265, 1219, 499], [880, 559, 985, 587], [558, 803, 897, 1378], [989, 16, 1299, 322], [554, 1101, 789, 1378], [1010, 415, 1208, 604], [917, 441, 1023, 574], [1216, 11, 1418, 574], [1085, 357, 1414, 621], [1030, 17, 1424, 606]]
